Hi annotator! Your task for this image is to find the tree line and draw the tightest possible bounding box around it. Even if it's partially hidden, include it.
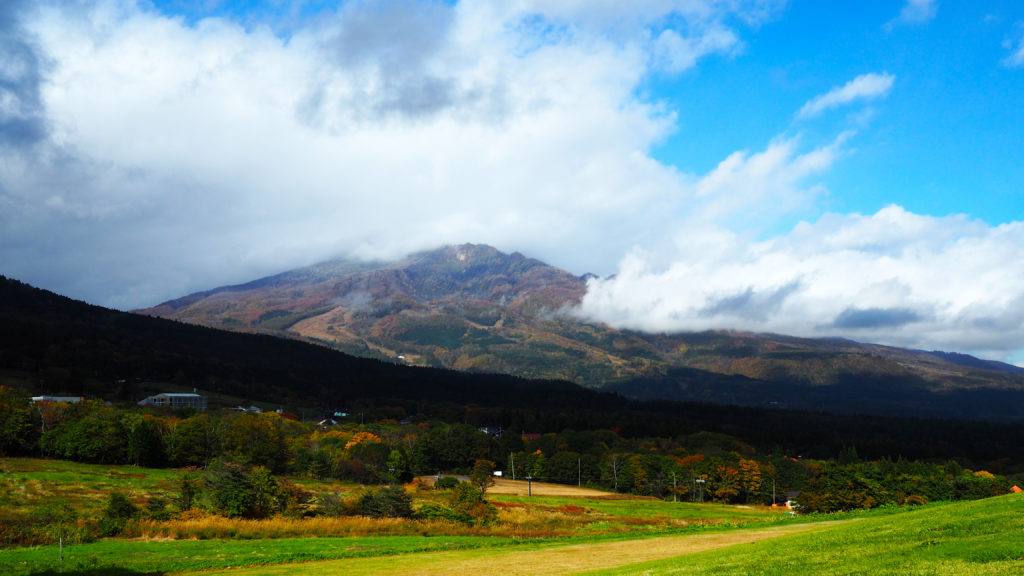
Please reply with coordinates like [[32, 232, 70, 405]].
[[1, 386, 1013, 514]]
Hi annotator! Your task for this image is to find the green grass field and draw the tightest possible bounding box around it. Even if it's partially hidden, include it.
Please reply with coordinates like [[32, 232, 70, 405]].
[[581, 494, 1024, 575], [3, 458, 1023, 575]]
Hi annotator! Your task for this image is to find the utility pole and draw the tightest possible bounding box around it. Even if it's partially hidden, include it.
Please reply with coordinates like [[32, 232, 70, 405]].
[[578, 457, 581, 487], [510, 452, 515, 480], [672, 472, 677, 502]]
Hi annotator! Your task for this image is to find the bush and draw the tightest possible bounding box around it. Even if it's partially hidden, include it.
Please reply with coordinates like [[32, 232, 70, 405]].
[[471, 459, 496, 494], [145, 496, 171, 521], [435, 476, 460, 490], [415, 503, 463, 522], [178, 471, 200, 511], [203, 460, 253, 518], [358, 486, 414, 518], [312, 492, 353, 517], [101, 492, 138, 536], [449, 482, 496, 525]]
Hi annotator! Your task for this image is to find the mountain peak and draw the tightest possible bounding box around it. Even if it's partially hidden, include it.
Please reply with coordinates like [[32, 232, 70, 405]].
[[137, 244, 590, 374]]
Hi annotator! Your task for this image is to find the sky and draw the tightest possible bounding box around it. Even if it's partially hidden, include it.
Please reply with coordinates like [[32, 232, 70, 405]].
[[2, 0, 1024, 362]]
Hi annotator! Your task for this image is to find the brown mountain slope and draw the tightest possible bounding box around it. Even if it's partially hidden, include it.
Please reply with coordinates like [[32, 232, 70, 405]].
[[139, 244, 657, 383], [136, 244, 1024, 416]]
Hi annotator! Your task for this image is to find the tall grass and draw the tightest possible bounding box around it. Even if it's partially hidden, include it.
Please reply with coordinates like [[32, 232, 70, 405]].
[[129, 512, 500, 540]]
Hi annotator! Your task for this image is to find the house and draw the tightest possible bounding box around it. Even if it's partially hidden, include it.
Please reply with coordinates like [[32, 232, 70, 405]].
[[785, 491, 800, 510], [138, 392, 207, 411], [31, 396, 84, 404]]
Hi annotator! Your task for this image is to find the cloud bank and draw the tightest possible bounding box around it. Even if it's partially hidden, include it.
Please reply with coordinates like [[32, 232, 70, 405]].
[[1, 1, 1024, 362], [578, 206, 1024, 359]]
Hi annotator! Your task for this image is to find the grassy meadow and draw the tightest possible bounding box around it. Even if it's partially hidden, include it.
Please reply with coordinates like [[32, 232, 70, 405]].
[[581, 494, 1024, 576], [2, 458, 1023, 575]]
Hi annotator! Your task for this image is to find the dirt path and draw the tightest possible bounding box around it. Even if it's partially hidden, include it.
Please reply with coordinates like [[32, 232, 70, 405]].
[[183, 522, 840, 576]]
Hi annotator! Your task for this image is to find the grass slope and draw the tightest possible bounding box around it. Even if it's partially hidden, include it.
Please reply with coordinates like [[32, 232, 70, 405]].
[[583, 494, 1024, 575]]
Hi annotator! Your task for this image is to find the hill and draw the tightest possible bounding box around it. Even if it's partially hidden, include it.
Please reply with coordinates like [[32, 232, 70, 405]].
[[136, 244, 1024, 421], [0, 274, 595, 413], [8, 273, 1024, 467]]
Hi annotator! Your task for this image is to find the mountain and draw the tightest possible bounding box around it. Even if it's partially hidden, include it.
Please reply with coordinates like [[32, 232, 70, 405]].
[[0, 274, 601, 413], [136, 244, 1024, 421], [140, 244, 639, 383], [10, 273, 1024, 468]]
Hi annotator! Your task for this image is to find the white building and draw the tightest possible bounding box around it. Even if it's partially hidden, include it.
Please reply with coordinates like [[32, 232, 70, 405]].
[[31, 395, 84, 404], [138, 392, 207, 411]]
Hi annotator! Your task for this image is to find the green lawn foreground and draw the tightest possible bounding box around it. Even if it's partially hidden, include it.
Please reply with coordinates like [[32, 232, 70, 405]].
[[581, 493, 1024, 575], [0, 535, 523, 576]]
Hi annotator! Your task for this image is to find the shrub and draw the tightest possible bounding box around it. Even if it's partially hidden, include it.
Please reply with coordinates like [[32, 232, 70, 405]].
[[277, 478, 315, 517], [471, 459, 496, 494], [358, 486, 414, 519], [247, 466, 282, 519], [178, 471, 200, 511], [312, 491, 353, 517], [415, 503, 461, 522], [101, 492, 138, 536], [201, 460, 283, 519], [203, 460, 253, 518], [449, 482, 496, 525], [435, 476, 460, 490], [145, 496, 171, 521]]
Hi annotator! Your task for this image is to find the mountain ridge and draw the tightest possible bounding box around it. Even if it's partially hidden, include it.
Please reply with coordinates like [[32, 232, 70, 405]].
[[13, 273, 1024, 467], [135, 243, 1024, 420]]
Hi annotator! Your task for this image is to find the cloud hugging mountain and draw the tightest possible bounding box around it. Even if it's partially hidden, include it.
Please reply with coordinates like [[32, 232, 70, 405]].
[[137, 244, 1024, 421]]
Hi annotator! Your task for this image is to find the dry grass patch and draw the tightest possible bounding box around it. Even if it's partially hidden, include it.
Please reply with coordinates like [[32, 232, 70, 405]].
[[486, 478, 628, 498]]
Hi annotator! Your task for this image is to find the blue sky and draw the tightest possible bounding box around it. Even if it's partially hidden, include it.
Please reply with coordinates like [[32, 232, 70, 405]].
[[150, 0, 1024, 226], [2, 0, 1024, 361], [646, 1, 1024, 227]]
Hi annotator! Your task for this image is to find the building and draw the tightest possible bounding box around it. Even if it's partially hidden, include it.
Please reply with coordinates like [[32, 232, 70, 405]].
[[138, 392, 207, 411], [31, 396, 84, 404]]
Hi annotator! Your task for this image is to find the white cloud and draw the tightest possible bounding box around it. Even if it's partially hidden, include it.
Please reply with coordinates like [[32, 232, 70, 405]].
[[693, 133, 848, 227], [578, 206, 1024, 360], [886, 0, 937, 29], [5, 0, 1024, 363], [13, 0, 760, 307], [1003, 27, 1024, 68], [652, 24, 741, 73], [797, 73, 895, 119]]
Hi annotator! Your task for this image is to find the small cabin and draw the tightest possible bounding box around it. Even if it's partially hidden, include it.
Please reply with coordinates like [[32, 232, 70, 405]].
[[138, 392, 207, 411]]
